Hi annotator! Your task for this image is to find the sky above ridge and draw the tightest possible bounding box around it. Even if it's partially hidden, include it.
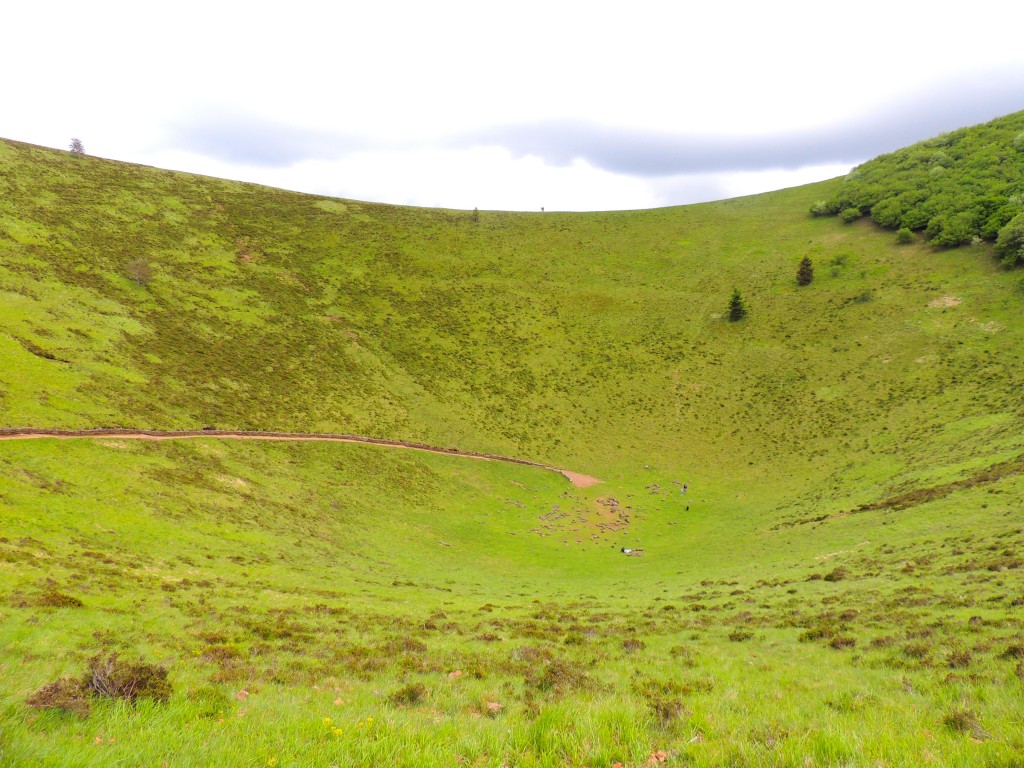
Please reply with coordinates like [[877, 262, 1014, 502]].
[[5, 1, 1024, 211]]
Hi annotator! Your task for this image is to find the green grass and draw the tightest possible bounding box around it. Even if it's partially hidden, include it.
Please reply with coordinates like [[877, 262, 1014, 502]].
[[1, 133, 1024, 766]]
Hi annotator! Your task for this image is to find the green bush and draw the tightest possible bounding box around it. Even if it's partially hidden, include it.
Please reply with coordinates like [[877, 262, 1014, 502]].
[[896, 228, 915, 244], [810, 200, 835, 217], [818, 109, 1024, 259], [727, 289, 747, 322], [927, 211, 977, 247], [901, 207, 931, 231], [995, 212, 1024, 267], [796, 256, 814, 286], [871, 198, 904, 229]]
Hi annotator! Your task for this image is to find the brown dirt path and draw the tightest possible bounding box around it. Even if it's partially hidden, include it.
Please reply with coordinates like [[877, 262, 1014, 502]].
[[0, 428, 602, 488]]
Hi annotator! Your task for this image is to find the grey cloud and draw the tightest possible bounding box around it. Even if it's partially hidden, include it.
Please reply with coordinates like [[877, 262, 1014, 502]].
[[163, 71, 1023, 176], [164, 111, 367, 167], [459, 73, 1024, 177]]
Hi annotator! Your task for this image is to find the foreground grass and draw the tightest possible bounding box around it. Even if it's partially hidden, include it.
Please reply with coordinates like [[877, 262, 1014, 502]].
[[1, 438, 1022, 767]]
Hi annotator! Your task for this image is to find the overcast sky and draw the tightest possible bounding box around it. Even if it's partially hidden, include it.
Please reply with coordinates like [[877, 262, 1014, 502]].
[[4, 1, 1023, 211]]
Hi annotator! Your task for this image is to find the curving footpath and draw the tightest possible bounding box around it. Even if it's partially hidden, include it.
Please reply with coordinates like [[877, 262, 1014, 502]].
[[0, 428, 602, 488]]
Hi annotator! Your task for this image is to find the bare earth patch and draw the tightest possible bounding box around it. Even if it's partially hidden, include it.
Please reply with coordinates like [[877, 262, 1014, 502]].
[[559, 471, 602, 489], [927, 296, 961, 308], [0, 429, 600, 489]]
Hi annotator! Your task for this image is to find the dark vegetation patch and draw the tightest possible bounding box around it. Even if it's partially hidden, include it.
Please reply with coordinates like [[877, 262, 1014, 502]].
[[26, 654, 170, 717], [621, 637, 646, 653], [524, 658, 593, 695], [25, 590, 85, 608], [388, 681, 427, 706], [943, 707, 992, 740], [815, 110, 1024, 264], [777, 453, 1024, 528], [15, 336, 70, 363], [856, 454, 1024, 514]]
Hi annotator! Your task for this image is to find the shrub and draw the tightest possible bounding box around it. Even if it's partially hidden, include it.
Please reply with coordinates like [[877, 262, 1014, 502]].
[[995, 212, 1024, 267], [947, 648, 972, 669], [125, 259, 154, 286], [25, 654, 171, 717], [896, 227, 915, 244], [727, 289, 747, 322], [901, 207, 930, 230], [621, 637, 646, 653], [928, 211, 977, 247], [635, 678, 689, 724], [943, 708, 991, 740], [796, 256, 814, 286], [26, 677, 92, 717], [818, 112, 1024, 257], [903, 641, 931, 660], [86, 654, 171, 702], [388, 681, 427, 706], [189, 686, 234, 719], [69, 138, 85, 156], [829, 635, 857, 650], [999, 642, 1024, 660], [822, 566, 848, 582], [34, 591, 84, 608], [871, 198, 904, 228], [526, 659, 591, 694]]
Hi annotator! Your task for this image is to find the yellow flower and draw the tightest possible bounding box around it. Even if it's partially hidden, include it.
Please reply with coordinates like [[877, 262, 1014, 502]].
[[323, 717, 332, 725], [267, 758, 278, 767]]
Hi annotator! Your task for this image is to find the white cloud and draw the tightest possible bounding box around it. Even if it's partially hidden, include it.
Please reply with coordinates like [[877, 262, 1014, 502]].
[[3, 0, 1023, 210], [143, 146, 663, 211]]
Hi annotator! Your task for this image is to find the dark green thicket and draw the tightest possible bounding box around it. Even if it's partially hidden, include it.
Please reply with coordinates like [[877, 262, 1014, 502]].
[[727, 289, 747, 321], [796, 256, 814, 286], [25, 654, 170, 717], [814, 110, 1024, 260]]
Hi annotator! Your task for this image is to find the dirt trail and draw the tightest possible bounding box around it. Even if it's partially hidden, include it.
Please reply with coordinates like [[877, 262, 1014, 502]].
[[0, 428, 602, 488]]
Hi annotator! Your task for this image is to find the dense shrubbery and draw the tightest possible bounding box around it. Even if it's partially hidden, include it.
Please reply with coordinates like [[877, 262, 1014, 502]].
[[815, 110, 1024, 261], [995, 212, 1024, 267]]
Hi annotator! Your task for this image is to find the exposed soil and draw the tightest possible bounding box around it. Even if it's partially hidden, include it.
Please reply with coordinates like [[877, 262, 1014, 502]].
[[0, 428, 602, 489]]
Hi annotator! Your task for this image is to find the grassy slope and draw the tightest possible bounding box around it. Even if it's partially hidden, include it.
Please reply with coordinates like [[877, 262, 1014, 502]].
[[1, 138, 1023, 767]]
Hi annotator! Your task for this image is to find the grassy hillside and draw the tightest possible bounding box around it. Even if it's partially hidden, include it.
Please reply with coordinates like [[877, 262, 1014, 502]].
[[1, 131, 1023, 767]]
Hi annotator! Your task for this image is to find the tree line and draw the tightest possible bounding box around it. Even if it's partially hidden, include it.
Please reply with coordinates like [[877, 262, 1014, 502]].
[[811, 110, 1024, 267]]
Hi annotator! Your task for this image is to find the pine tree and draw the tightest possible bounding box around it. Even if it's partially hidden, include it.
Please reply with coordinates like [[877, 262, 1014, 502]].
[[796, 256, 814, 286], [727, 289, 747, 322]]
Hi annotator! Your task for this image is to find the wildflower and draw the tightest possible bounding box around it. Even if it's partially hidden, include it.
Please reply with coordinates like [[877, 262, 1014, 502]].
[[267, 758, 278, 767], [323, 717, 332, 725]]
